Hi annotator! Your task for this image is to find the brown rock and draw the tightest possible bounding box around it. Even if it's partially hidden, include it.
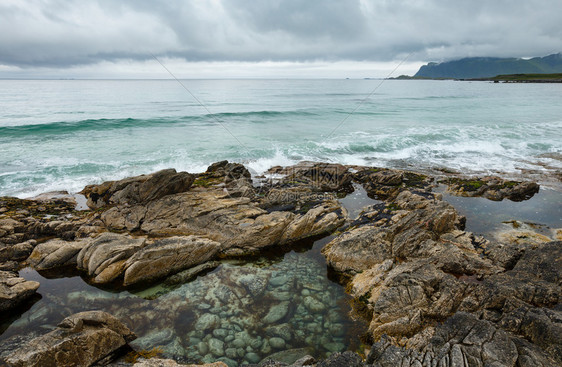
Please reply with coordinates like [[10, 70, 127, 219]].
[[123, 236, 220, 286], [5, 311, 136, 367], [268, 161, 353, 192], [322, 225, 392, 274], [366, 312, 558, 367], [82, 169, 194, 209], [0, 239, 36, 262], [280, 200, 347, 244], [0, 270, 40, 313], [444, 176, 540, 201], [77, 233, 147, 283], [27, 238, 86, 270]]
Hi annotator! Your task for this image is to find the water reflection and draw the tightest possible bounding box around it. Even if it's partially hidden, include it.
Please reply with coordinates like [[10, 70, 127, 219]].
[[438, 186, 562, 237]]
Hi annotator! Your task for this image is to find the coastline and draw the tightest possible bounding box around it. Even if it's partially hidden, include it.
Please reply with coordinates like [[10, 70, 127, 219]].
[[392, 73, 562, 83], [1, 161, 561, 366]]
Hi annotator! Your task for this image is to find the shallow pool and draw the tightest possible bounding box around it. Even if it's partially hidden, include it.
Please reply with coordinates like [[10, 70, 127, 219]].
[[0, 236, 368, 366]]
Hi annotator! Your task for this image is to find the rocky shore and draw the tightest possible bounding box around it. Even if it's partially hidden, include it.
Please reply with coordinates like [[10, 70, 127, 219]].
[[1, 161, 560, 367]]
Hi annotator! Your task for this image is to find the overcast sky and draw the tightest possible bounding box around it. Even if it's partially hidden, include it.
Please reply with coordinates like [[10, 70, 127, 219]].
[[1, 0, 561, 78]]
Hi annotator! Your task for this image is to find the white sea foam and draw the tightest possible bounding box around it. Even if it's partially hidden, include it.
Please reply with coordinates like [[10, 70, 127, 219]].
[[1, 80, 561, 197]]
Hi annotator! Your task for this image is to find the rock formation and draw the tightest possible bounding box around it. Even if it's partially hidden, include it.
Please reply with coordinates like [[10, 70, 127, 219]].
[[0, 161, 558, 367], [320, 166, 559, 366], [443, 176, 540, 201], [0, 270, 39, 314], [5, 311, 136, 367]]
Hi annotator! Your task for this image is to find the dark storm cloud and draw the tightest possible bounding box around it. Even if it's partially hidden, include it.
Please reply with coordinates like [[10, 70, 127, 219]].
[[1, 0, 561, 68]]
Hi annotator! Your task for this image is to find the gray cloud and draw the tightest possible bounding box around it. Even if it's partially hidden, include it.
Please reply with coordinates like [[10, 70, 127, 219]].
[[1, 0, 561, 70]]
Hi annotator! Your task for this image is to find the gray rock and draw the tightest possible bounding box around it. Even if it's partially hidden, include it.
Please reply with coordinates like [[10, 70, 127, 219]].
[[269, 274, 291, 287], [225, 347, 237, 359], [197, 341, 209, 355], [265, 323, 293, 342], [195, 314, 221, 331], [238, 273, 270, 297], [269, 337, 286, 349], [263, 301, 290, 324], [213, 328, 228, 339], [245, 352, 261, 364], [317, 351, 363, 367], [367, 312, 560, 367], [303, 296, 325, 313], [130, 328, 174, 350], [324, 342, 345, 353], [209, 338, 225, 357]]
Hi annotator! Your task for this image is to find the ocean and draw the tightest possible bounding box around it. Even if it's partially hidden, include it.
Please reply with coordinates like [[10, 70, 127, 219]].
[[1, 79, 561, 197]]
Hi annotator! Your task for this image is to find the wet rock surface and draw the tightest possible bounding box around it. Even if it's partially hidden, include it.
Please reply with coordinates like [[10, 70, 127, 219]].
[[0, 161, 560, 366], [443, 176, 540, 201], [5, 310, 136, 367]]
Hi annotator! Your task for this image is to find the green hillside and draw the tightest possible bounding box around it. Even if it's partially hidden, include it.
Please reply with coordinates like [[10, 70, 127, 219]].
[[414, 53, 562, 79]]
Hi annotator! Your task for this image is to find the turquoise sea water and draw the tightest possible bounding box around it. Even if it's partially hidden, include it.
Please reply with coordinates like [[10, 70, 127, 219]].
[[1, 79, 561, 197], [1, 80, 561, 365]]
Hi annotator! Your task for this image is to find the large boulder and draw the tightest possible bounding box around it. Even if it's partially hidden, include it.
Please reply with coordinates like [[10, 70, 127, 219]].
[[5, 311, 136, 367], [0, 240, 36, 262], [27, 238, 87, 270], [99, 178, 347, 256], [321, 224, 392, 274], [342, 230, 561, 365], [0, 270, 40, 314], [82, 169, 195, 209], [280, 200, 346, 244], [77, 233, 147, 284], [122, 236, 221, 286], [74, 232, 221, 286]]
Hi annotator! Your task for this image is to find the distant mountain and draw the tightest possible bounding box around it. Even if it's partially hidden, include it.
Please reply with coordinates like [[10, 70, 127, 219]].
[[414, 53, 562, 79]]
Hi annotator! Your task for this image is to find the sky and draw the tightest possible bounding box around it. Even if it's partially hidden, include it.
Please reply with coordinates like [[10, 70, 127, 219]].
[[1, 0, 561, 79]]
